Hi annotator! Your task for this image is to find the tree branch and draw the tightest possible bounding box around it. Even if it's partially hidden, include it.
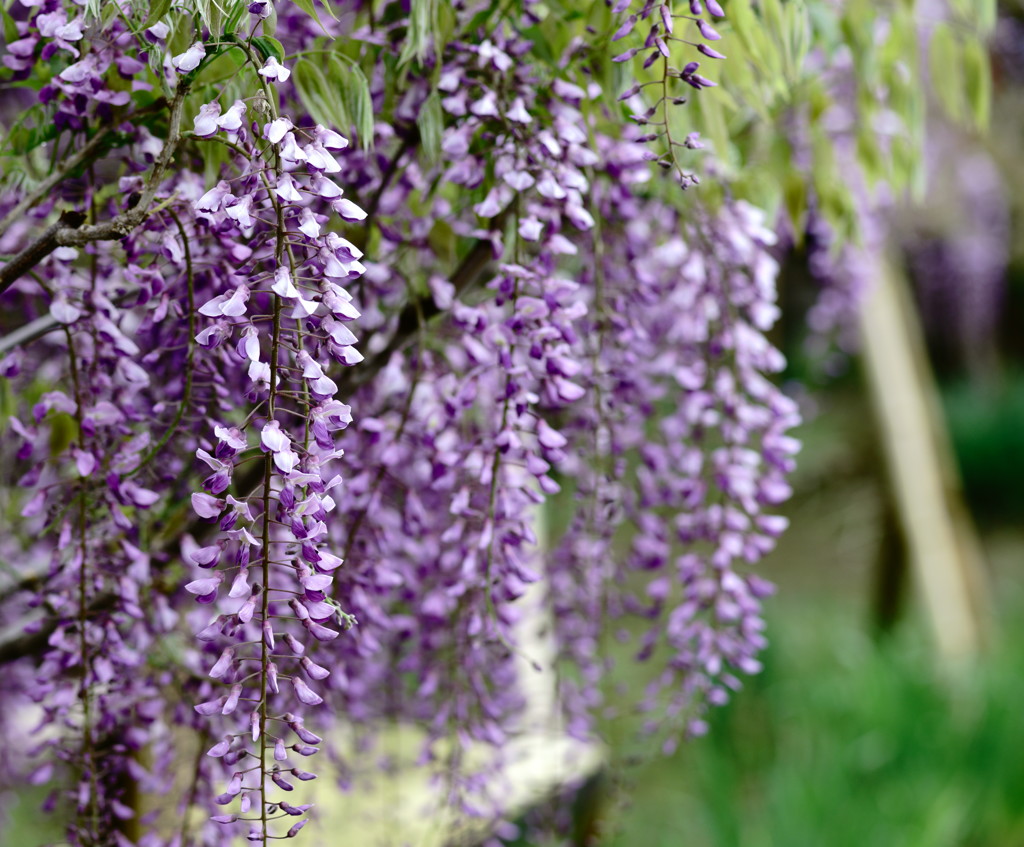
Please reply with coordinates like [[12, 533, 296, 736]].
[[0, 84, 188, 296], [0, 127, 114, 242], [0, 210, 87, 297], [0, 313, 58, 356]]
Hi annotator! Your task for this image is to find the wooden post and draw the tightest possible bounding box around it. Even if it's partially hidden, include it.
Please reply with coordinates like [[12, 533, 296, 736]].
[[858, 258, 990, 661]]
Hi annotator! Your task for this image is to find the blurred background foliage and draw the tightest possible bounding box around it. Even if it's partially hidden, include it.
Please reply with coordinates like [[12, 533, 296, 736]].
[[603, 589, 1024, 847]]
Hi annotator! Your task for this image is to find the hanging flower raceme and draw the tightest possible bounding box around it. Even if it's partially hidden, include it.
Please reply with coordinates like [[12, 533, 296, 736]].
[[611, 0, 728, 187], [541, 132, 801, 751], [174, 39, 370, 842]]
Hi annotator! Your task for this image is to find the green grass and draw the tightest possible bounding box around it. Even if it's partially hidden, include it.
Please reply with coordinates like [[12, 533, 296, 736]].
[[599, 595, 1024, 847]]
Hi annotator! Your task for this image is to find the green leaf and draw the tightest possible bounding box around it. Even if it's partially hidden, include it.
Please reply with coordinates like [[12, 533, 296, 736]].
[[252, 36, 285, 64], [6, 123, 59, 156], [428, 219, 456, 265], [436, 2, 456, 58], [961, 39, 991, 131], [464, 1, 508, 35], [761, 0, 785, 46], [290, 0, 337, 34], [194, 0, 225, 38], [48, 412, 78, 458], [340, 62, 374, 148], [293, 59, 350, 133], [222, 0, 249, 36], [781, 0, 811, 85], [928, 22, 964, 124], [399, 0, 438, 68], [521, 24, 555, 65], [416, 88, 443, 164], [0, 375, 14, 432], [100, 0, 119, 26], [729, 0, 778, 81], [2, 6, 20, 43], [856, 124, 886, 187], [977, 0, 997, 34], [327, 55, 357, 132], [142, 0, 172, 28], [783, 170, 807, 241]]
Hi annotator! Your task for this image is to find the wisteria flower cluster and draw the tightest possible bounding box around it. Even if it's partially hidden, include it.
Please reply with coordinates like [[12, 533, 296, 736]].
[[0, 0, 882, 844]]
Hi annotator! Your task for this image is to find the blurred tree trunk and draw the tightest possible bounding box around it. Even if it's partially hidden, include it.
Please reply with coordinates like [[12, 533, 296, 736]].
[[859, 259, 990, 660]]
